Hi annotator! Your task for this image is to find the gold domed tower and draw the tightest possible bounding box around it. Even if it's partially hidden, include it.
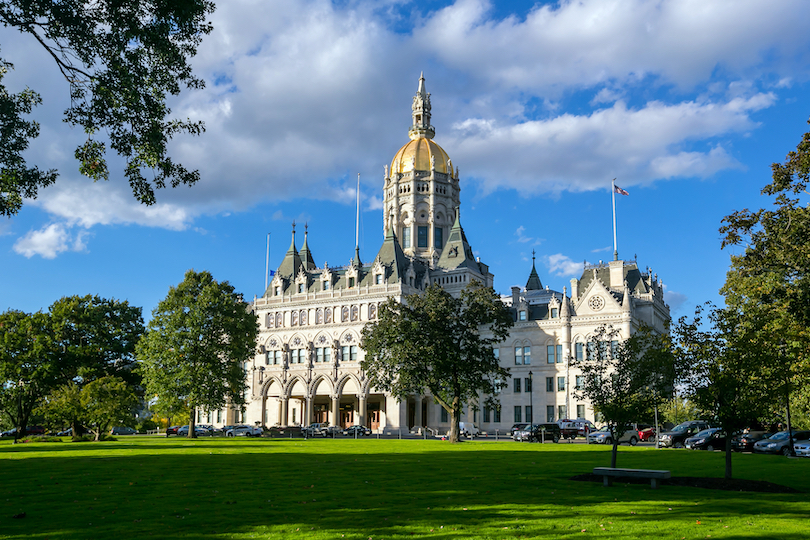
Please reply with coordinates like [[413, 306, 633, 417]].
[[383, 74, 461, 262]]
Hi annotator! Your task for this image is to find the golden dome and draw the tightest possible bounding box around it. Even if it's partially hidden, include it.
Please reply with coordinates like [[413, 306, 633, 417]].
[[390, 137, 453, 176]]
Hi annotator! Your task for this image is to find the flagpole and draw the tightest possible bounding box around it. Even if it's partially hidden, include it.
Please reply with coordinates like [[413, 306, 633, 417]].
[[355, 173, 360, 251], [612, 178, 619, 261], [265, 232, 271, 291]]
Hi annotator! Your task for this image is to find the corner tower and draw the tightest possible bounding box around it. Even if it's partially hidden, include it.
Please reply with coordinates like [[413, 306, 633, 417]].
[[383, 74, 461, 263]]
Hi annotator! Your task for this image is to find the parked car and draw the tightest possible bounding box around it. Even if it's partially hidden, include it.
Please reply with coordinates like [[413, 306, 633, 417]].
[[793, 438, 810, 458], [177, 425, 213, 437], [26, 425, 46, 435], [658, 420, 712, 448], [685, 428, 728, 450], [638, 426, 657, 442], [1, 428, 18, 438], [528, 423, 561, 443], [586, 426, 638, 446], [111, 426, 137, 435], [56, 428, 73, 436], [753, 430, 810, 456], [166, 425, 180, 435], [458, 422, 480, 438], [731, 430, 771, 452], [303, 423, 336, 437], [226, 425, 263, 437], [510, 423, 529, 436], [343, 425, 371, 437], [559, 419, 595, 439]]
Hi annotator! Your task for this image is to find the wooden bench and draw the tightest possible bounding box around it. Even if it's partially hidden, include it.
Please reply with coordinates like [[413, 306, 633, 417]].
[[593, 467, 671, 489]]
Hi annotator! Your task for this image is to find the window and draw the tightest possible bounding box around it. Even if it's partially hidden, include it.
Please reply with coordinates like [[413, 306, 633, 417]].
[[546, 405, 555, 422], [342, 346, 349, 362], [274, 286, 280, 296], [323, 347, 331, 363], [375, 274, 383, 285], [557, 376, 565, 391], [551, 308, 558, 318], [525, 377, 532, 392], [513, 377, 521, 393], [417, 226, 428, 248], [348, 277, 355, 288], [323, 281, 329, 291], [493, 348, 500, 362], [547, 345, 555, 364], [575, 375, 583, 390], [546, 377, 553, 392], [514, 347, 523, 365], [519, 310, 527, 321], [350, 345, 358, 362], [523, 346, 531, 365], [298, 283, 305, 293], [217, 409, 222, 423], [556, 344, 562, 363], [611, 340, 619, 357], [403, 227, 411, 248], [265, 352, 270, 365], [575, 342, 584, 362], [434, 227, 443, 247], [577, 404, 586, 419], [483, 407, 491, 423], [316, 348, 324, 363], [558, 405, 567, 420], [514, 406, 522, 423], [441, 408, 448, 423], [525, 406, 533, 423], [494, 407, 501, 423], [274, 351, 282, 365]]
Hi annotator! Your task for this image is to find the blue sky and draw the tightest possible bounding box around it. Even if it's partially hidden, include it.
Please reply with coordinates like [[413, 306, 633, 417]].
[[3, 0, 810, 322]]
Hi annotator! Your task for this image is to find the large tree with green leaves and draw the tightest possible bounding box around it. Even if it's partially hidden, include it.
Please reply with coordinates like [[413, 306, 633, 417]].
[[137, 270, 259, 438], [720, 121, 810, 432], [361, 282, 513, 443], [0, 309, 57, 440], [82, 376, 138, 441], [674, 304, 771, 478], [0, 0, 214, 216], [574, 324, 674, 468]]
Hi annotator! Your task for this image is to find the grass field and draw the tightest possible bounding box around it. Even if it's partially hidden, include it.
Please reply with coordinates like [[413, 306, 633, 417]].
[[1, 437, 808, 539]]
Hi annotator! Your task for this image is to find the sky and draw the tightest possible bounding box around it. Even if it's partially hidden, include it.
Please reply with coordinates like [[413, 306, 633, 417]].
[[3, 0, 810, 323]]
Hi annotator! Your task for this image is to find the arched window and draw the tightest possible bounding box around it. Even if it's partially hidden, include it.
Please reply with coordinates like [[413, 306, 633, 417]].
[[291, 311, 298, 326], [325, 308, 332, 324], [316, 309, 324, 324], [342, 306, 349, 322], [275, 313, 282, 327], [299, 310, 307, 326]]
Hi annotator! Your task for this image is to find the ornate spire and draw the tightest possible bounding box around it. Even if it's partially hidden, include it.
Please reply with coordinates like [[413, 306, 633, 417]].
[[409, 72, 435, 140], [299, 222, 316, 271], [525, 249, 543, 291]]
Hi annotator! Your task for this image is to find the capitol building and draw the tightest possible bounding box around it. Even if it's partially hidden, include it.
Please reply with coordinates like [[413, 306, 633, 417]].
[[214, 76, 670, 433]]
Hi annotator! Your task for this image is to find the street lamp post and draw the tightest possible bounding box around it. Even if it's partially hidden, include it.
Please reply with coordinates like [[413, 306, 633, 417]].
[[528, 371, 533, 424]]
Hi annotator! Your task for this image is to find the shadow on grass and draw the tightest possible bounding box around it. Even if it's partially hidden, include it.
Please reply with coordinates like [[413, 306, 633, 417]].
[[1, 441, 809, 539]]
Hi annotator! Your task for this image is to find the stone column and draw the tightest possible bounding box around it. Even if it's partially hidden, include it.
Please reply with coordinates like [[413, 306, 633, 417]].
[[306, 396, 313, 426], [414, 395, 423, 429], [358, 395, 367, 427], [331, 394, 340, 428], [280, 397, 288, 427]]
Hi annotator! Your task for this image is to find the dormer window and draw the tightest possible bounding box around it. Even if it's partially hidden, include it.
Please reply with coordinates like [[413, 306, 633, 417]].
[[274, 286, 280, 296], [375, 274, 383, 285], [298, 283, 305, 293], [348, 277, 355, 288], [551, 308, 558, 318], [323, 281, 329, 291], [519, 311, 527, 321]]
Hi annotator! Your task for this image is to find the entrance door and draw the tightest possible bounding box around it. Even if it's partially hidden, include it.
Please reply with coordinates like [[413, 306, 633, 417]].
[[340, 410, 353, 428], [367, 402, 381, 430]]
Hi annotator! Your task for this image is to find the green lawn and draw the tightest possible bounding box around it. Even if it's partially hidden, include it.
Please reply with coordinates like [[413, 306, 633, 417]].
[[1, 437, 808, 539]]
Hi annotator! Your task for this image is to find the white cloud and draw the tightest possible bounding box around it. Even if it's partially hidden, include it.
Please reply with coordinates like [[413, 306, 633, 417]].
[[662, 285, 689, 314], [14, 224, 74, 259], [7, 0, 810, 256], [545, 253, 584, 277]]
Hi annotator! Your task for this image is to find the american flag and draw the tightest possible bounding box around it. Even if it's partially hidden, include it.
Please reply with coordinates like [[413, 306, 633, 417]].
[[613, 184, 629, 196]]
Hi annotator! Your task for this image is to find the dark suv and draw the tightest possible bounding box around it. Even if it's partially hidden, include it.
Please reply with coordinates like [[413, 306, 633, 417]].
[[659, 420, 711, 448], [528, 423, 561, 443]]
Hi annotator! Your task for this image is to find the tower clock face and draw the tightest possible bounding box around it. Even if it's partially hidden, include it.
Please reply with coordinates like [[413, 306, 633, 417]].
[[588, 295, 605, 311]]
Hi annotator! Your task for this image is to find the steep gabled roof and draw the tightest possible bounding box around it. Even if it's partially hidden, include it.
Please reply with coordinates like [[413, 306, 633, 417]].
[[437, 208, 478, 271], [374, 225, 409, 282], [299, 228, 316, 271], [276, 227, 303, 279], [525, 253, 543, 290]]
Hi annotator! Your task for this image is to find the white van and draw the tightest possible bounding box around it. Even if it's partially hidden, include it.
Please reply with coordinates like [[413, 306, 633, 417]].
[[458, 422, 480, 438]]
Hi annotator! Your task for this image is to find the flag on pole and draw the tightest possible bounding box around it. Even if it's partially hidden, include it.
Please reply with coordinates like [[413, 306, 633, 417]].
[[613, 184, 629, 196]]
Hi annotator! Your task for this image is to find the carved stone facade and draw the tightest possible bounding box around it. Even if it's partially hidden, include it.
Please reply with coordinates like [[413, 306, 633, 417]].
[[201, 76, 670, 433]]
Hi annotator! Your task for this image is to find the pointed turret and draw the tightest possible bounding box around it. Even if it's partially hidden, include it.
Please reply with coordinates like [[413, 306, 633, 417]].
[[409, 72, 435, 140], [276, 223, 303, 279], [351, 246, 362, 268], [299, 223, 316, 271], [373, 224, 409, 282], [622, 281, 632, 311], [561, 286, 570, 318], [525, 250, 543, 290], [437, 207, 478, 270]]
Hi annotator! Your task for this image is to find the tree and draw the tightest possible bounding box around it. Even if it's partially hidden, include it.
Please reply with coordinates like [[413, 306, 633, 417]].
[[48, 295, 144, 436], [136, 270, 259, 438], [0, 0, 215, 216], [37, 382, 83, 438], [0, 310, 57, 440], [574, 325, 674, 468], [720, 121, 810, 439], [361, 282, 513, 443], [674, 304, 771, 478], [82, 376, 138, 441]]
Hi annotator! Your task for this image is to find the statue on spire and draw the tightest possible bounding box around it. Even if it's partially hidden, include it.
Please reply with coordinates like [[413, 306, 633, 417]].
[[409, 73, 435, 140]]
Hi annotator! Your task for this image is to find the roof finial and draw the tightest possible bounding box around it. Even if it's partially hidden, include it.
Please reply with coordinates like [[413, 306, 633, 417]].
[[409, 73, 435, 140]]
